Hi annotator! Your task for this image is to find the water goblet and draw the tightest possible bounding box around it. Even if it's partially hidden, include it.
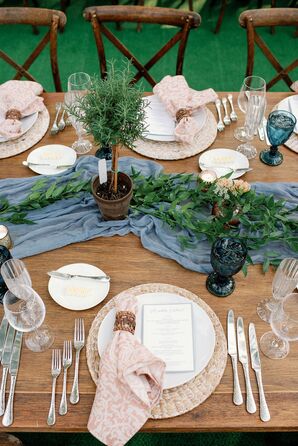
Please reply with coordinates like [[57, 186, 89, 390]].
[[0, 246, 12, 303], [260, 293, 298, 359], [206, 237, 247, 297], [3, 285, 54, 352], [256, 258, 298, 323], [65, 72, 93, 155]]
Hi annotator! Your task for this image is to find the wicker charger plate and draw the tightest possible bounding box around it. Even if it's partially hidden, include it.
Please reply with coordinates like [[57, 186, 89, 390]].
[[87, 283, 227, 419], [0, 107, 50, 159], [132, 108, 217, 160]]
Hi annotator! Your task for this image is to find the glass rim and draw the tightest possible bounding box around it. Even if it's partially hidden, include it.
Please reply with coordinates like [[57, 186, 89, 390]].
[[243, 75, 266, 90], [268, 109, 297, 126], [3, 285, 37, 314], [68, 72, 91, 87]]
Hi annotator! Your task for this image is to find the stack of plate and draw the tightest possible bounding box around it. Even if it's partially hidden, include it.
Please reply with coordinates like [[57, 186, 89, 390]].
[[276, 95, 298, 154]]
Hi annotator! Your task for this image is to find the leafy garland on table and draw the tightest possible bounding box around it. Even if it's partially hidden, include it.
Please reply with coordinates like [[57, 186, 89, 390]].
[[0, 169, 297, 273]]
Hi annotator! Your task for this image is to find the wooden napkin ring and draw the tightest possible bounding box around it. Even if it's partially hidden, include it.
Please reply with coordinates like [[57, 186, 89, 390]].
[[176, 108, 192, 123], [6, 109, 22, 121], [114, 310, 136, 334]]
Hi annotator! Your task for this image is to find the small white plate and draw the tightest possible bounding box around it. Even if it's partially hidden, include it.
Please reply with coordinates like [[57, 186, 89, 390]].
[[0, 112, 38, 143], [277, 95, 298, 134], [142, 95, 207, 142], [26, 144, 77, 175], [199, 148, 249, 179], [48, 263, 110, 311], [97, 292, 216, 390]]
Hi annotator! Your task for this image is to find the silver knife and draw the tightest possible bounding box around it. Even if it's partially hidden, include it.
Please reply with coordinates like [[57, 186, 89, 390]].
[[237, 317, 256, 414], [47, 271, 110, 282], [263, 118, 270, 146], [0, 317, 8, 361], [249, 323, 271, 422], [0, 325, 15, 416], [257, 125, 265, 141], [227, 310, 243, 405], [2, 331, 22, 426], [23, 161, 73, 169]]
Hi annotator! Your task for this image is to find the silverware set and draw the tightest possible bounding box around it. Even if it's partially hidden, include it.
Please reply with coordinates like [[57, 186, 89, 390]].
[[47, 318, 84, 425], [227, 310, 270, 422], [215, 95, 238, 132], [0, 317, 23, 427], [50, 102, 70, 136]]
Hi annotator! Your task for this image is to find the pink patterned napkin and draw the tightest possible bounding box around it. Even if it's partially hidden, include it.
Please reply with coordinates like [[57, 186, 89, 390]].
[[291, 81, 298, 92], [0, 80, 44, 138], [88, 295, 166, 446], [153, 75, 218, 144]]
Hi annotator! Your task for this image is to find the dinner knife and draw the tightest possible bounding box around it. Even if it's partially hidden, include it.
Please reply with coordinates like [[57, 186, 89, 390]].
[[263, 118, 270, 146], [47, 271, 110, 282], [0, 317, 9, 361], [227, 310, 243, 405], [249, 323, 270, 422], [0, 325, 15, 416], [2, 331, 22, 427], [237, 317, 256, 414], [23, 161, 73, 169]]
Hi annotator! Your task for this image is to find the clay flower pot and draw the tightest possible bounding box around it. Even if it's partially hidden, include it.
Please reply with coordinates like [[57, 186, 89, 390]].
[[91, 172, 133, 220]]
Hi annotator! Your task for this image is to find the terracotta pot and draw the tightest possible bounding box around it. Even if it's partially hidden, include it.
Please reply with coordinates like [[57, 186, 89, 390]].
[[212, 202, 240, 227], [91, 172, 133, 220]]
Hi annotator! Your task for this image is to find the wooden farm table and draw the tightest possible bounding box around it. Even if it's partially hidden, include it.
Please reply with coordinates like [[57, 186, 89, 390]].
[[0, 92, 297, 433]]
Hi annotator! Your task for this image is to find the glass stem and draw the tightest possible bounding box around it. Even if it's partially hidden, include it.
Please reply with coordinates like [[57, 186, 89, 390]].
[[265, 297, 279, 312], [269, 145, 278, 156]]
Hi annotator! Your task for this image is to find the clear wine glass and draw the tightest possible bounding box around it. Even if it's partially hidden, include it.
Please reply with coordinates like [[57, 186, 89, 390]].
[[1, 258, 32, 293], [256, 258, 298, 323], [3, 285, 54, 352], [65, 72, 93, 155], [234, 76, 266, 144], [260, 292, 298, 359]]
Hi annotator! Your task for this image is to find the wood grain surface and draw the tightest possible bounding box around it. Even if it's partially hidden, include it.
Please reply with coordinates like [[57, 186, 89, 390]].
[[0, 92, 297, 433]]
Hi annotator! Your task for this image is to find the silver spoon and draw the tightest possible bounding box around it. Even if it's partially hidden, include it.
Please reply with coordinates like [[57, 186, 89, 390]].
[[50, 103, 62, 135], [228, 94, 238, 122], [222, 97, 231, 125], [215, 99, 225, 132]]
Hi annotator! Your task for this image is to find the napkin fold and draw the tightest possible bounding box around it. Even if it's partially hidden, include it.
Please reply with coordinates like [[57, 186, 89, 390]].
[[88, 295, 165, 446], [153, 75, 218, 144], [0, 80, 44, 138]]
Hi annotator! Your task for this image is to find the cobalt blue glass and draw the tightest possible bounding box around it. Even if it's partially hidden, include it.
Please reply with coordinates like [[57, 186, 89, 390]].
[[0, 245, 12, 303], [95, 146, 112, 160], [260, 110, 296, 166], [206, 237, 247, 297]]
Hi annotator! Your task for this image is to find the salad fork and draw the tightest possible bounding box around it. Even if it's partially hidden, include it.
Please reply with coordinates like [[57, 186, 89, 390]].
[[59, 341, 72, 416], [47, 349, 61, 426], [50, 103, 62, 136], [228, 94, 238, 122], [58, 108, 66, 132], [70, 319, 85, 405], [215, 99, 225, 132], [222, 97, 231, 125]]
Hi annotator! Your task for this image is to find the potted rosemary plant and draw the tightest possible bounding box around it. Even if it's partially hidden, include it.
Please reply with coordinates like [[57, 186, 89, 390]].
[[68, 62, 147, 220]]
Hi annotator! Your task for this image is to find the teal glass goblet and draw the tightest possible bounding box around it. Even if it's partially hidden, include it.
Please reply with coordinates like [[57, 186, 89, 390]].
[[260, 110, 296, 166]]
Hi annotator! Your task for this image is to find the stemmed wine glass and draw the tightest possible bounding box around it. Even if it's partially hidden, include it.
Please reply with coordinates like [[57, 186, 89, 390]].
[[0, 246, 12, 303], [1, 258, 32, 292], [259, 110, 296, 166], [256, 258, 298, 323], [260, 293, 298, 359], [3, 285, 54, 352], [65, 72, 93, 155]]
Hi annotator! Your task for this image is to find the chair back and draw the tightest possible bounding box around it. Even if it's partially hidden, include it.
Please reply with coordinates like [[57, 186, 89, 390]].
[[239, 8, 298, 90], [84, 5, 201, 86], [0, 7, 67, 91]]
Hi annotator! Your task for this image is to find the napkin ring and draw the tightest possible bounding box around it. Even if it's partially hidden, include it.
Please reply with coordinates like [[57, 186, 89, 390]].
[[114, 311, 136, 334], [6, 109, 22, 121], [176, 108, 192, 123]]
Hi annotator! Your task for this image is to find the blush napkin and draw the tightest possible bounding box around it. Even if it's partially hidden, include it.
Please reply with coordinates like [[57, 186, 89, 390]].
[[153, 75, 218, 144], [0, 80, 44, 138], [88, 294, 165, 446]]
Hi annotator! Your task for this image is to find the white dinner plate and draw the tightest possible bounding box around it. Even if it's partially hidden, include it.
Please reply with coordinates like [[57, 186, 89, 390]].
[[97, 292, 216, 390], [142, 95, 207, 142], [26, 144, 77, 175], [0, 112, 38, 143], [277, 95, 298, 134], [199, 148, 249, 179], [48, 263, 110, 311]]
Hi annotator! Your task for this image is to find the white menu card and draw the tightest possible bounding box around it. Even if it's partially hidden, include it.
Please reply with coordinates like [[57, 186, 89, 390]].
[[142, 303, 194, 372]]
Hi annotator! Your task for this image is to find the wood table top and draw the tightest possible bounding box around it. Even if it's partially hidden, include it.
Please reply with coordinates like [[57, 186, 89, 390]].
[[0, 92, 297, 433]]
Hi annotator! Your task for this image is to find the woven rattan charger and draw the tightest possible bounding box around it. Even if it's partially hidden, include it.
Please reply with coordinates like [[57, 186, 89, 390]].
[[87, 283, 227, 419]]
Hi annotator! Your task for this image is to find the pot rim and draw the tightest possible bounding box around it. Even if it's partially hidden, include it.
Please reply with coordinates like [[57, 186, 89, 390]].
[[91, 172, 133, 204]]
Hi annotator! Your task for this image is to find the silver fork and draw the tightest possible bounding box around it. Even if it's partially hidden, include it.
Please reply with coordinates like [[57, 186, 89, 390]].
[[215, 99, 225, 132], [50, 103, 62, 135], [228, 94, 238, 122], [47, 349, 61, 426], [59, 341, 72, 416], [58, 108, 66, 132], [70, 319, 85, 405], [222, 97, 231, 126]]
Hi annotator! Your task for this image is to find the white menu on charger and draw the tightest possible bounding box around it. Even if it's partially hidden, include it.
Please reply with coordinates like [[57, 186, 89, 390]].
[[142, 302, 194, 372]]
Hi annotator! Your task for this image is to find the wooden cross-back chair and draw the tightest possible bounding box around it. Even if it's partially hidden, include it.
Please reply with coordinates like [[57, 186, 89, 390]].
[[83, 6, 201, 87], [239, 8, 298, 90], [0, 7, 66, 91]]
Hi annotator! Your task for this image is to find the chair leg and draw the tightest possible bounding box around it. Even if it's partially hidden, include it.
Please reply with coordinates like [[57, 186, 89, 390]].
[[188, 0, 194, 11], [214, 0, 227, 34], [0, 434, 23, 446]]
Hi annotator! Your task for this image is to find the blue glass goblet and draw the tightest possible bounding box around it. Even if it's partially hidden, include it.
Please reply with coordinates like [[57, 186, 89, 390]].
[[206, 237, 247, 297], [0, 245, 12, 303], [260, 110, 296, 166]]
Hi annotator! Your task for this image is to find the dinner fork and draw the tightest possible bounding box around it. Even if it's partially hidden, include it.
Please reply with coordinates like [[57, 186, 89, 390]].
[[50, 103, 62, 136], [58, 108, 66, 132], [228, 94, 238, 122], [222, 97, 231, 126], [215, 99, 225, 132], [70, 319, 85, 405], [47, 349, 61, 426], [59, 341, 72, 416]]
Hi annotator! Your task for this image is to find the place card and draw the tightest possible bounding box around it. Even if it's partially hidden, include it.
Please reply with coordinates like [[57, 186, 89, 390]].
[[98, 159, 107, 184], [142, 303, 194, 372]]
